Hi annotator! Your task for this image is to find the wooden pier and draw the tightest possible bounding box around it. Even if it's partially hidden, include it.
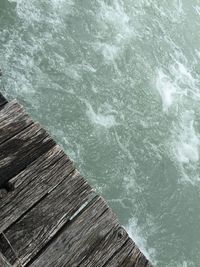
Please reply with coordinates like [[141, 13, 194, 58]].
[[0, 93, 152, 267]]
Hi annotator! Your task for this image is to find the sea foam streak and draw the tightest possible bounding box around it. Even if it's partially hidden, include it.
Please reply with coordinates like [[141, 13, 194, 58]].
[[155, 62, 196, 113], [95, 0, 134, 62], [174, 111, 199, 164], [86, 102, 117, 128], [155, 59, 200, 183], [155, 69, 177, 112]]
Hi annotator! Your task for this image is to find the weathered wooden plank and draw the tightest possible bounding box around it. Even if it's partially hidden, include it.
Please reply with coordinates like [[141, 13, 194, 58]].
[[0, 93, 8, 109], [0, 145, 74, 233], [0, 122, 55, 188], [0, 100, 33, 146], [132, 251, 150, 267], [103, 239, 136, 267], [104, 240, 151, 267], [29, 197, 123, 267], [79, 225, 131, 267], [0, 233, 17, 266], [1, 170, 93, 266], [0, 252, 11, 267], [30, 195, 152, 267]]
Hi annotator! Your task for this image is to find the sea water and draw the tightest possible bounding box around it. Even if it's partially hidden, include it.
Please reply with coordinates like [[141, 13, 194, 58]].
[[1, 0, 200, 266]]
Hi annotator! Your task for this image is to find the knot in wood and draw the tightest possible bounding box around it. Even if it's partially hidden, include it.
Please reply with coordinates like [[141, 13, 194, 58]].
[[117, 228, 125, 239]]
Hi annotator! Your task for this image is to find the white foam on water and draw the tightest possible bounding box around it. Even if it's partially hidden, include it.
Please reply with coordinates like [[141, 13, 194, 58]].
[[155, 69, 177, 112], [85, 102, 118, 128], [178, 261, 190, 267], [4, 0, 75, 100], [9, 0, 42, 24], [98, 0, 131, 39], [170, 59, 200, 102], [79, 63, 96, 74], [9, 0, 74, 25], [50, 0, 74, 8], [65, 63, 96, 81], [93, 42, 120, 62], [175, 0, 184, 14], [95, 0, 134, 62], [194, 5, 200, 16], [153, 0, 184, 23], [172, 111, 199, 164], [169, 61, 196, 88], [171, 0, 185, 22], [168, 109, 200, 184], [155, 60, 198, 113], [48, 0, 75, 19], [65, 67, 81, 81], [114, 130, 137, 164], [126, 217, 157, 265], [155, 57, 200, 184]]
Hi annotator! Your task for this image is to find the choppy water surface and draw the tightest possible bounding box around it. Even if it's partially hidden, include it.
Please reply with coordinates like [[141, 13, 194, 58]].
[[1, 0, 200, 265]]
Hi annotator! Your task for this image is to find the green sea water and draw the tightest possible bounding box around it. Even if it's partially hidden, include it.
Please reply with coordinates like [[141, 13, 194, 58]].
[[1, 0, 200, 266]]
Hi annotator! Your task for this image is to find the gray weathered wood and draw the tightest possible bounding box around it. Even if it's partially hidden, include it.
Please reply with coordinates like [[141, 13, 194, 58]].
[[29, 197, 127, 267], [132, 251, 150, 267], [79, 225, 131, 267], [0, 122, 55, 188], [0, 252, 11, 267], [0, 145, 74, 233], [103, 240, 151, 267], [1, 170, 93, 266], [30, 196, 151, 267], [0, 100, 33, 146], [0, 233, 18, 266]]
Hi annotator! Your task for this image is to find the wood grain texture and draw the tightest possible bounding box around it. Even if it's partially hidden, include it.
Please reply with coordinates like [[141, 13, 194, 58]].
[[30, 197, 126, 267], [0, 100, 33, 146], [79, 225, 131, 267], [2, 170, 93, 266], [0, 252, 12, 267], [0, 145, 74, 233], [104, 240, 152, 267], [0, 233, 17, 266], [30, 196, 152, 267], [0, 122, 55, 188]]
